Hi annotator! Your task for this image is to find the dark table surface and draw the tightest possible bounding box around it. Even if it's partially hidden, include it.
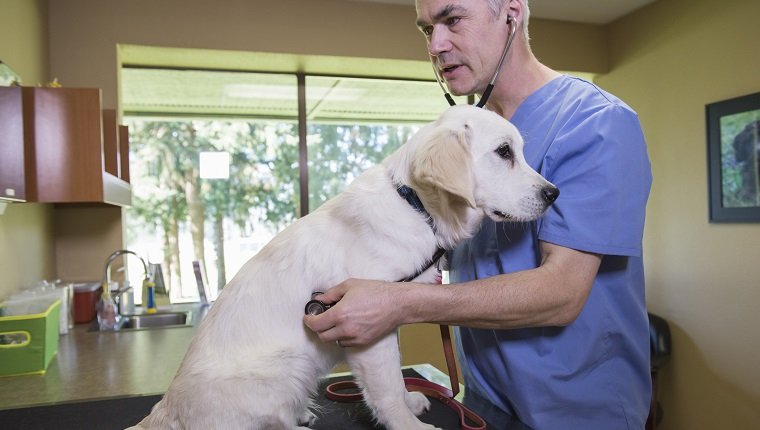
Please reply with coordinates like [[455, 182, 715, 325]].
[[0, 368, 494, 430]]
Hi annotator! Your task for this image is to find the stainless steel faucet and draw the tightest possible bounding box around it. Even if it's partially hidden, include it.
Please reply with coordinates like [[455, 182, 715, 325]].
[[102, 249, 148, 314]]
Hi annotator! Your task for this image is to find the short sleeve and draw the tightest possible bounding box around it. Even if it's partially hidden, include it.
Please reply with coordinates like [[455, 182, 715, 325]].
[[537, 104, 652, 256]]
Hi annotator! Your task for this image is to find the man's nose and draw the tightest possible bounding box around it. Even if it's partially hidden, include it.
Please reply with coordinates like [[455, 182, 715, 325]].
[[427, 28, 451, 56]]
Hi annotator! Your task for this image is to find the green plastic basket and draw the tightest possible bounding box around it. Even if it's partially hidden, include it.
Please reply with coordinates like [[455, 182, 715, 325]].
[[0, 299, 61, 377]]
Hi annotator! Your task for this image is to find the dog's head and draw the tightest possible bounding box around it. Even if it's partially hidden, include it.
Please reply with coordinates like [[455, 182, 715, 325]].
[[409, 105, 559, 225]]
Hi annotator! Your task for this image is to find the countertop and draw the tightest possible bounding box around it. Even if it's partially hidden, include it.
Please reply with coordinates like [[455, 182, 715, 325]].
[[0, 304, 206, 410], [0, 304, 456, 411]]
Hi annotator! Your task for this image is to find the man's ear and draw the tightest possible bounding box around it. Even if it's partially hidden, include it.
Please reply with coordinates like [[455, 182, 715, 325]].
[[505, 0, 526, 35], [411, 127, 476, 208], [507, 0, 524, 21]]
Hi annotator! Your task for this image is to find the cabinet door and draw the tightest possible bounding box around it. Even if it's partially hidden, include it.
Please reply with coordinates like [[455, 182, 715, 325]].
[[0, 87, 26, 201], [27, 88, 105, 203], [102, 109, 120, 177], [119, 124, 130, 183]]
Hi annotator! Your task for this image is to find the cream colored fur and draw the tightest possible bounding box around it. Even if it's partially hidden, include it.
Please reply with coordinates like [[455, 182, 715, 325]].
[[128, 105, 557, 430]]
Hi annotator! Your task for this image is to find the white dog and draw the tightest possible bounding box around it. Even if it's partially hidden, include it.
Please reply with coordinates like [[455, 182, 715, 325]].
[[130, 105, 558, 430]]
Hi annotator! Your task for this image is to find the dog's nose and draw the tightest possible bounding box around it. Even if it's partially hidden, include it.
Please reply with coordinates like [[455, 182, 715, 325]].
[[541, 186, 560, 204]]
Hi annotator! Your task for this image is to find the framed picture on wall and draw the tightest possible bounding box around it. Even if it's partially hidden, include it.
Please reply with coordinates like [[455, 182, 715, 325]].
[[0, 60, 22, 86], [706, 91, 760, 222]]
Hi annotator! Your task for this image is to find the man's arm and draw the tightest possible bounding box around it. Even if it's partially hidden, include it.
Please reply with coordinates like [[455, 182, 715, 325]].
[[303, 241, 602, 347]]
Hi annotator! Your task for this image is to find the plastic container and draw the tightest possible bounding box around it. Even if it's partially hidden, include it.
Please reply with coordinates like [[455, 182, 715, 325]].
[[3, 280, 74, 335], [0, 289, 60, 316], [55, 282, 75, 334], [73, 282, 101, 324], [0, 299, 61, 377]]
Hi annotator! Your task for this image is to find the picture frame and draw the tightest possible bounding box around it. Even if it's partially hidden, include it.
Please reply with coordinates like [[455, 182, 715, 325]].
[[706, 91, 760, 222], [0, 60, 22, 86]]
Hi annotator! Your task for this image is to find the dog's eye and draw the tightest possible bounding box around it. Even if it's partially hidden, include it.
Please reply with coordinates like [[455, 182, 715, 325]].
[[495, 143, 513, 160]]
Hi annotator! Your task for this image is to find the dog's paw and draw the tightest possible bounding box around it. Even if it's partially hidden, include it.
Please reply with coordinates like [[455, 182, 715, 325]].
[[404, 391, 432, 416], [297, 410, 317, 427]]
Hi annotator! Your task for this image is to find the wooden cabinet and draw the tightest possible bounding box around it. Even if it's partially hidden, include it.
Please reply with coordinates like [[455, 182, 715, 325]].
[[105, 111, 131, 184], [20, 87, 131, 206], [0, 87, 28, 201], [102, 109, 120, 178]]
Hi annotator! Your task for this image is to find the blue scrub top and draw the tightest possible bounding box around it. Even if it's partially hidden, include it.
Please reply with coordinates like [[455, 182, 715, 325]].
[[450, 75, 653, 430]]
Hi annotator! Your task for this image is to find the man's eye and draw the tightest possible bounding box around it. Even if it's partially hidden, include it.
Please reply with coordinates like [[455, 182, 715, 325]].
[[446, 17, 461, 27]]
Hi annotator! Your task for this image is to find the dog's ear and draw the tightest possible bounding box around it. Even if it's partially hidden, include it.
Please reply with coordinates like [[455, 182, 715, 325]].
[[412, 127, 476, 208]]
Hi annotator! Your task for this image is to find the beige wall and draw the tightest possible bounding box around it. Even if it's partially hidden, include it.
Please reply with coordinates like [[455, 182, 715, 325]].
[[53, 206, 126, 282], [0, 0, 48, 86], [46, 0, 607, 109], [46, 0, 423, 109], [0, 203, 55, 300], [0, 0, 54, 301], [530, 18, 609, 73], [599, 0, 760, 428]]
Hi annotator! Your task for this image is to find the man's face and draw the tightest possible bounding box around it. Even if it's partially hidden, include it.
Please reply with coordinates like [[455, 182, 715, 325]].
[[415, 0, 509, 96]]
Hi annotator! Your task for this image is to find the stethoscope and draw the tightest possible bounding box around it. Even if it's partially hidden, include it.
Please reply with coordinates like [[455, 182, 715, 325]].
[[304, 17, 520, 318], [431, 15, 518, 108]]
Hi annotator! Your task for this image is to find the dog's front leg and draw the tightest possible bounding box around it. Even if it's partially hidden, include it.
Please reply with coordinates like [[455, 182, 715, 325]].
[[345, 331, 440, 430]]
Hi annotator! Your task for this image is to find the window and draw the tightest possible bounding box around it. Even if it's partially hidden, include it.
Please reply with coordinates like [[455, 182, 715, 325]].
[[305, 75, 455, 210], [121, 66, 461, 302]]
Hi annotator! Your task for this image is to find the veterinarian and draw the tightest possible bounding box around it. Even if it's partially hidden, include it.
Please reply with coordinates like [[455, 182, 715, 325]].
[[305, 0, 653, 428]]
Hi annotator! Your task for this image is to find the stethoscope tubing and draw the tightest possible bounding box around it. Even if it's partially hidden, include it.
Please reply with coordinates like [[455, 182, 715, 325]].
[[430, 16, 518, 107]]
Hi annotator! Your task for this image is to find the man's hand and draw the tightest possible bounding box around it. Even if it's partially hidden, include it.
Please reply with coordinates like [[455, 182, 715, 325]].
[[303, 278, 403, 347], [303, 242, 601, 346]]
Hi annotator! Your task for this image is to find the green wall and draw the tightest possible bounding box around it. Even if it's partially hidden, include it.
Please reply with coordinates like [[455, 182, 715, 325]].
[[599, 0, 760, 428]]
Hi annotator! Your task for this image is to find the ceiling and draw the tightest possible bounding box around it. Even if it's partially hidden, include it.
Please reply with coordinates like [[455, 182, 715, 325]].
[[346, 0, 658, 25]]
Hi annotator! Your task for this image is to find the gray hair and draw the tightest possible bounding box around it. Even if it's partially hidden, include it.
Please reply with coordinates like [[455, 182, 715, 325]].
[[485, 0, 530, 40]]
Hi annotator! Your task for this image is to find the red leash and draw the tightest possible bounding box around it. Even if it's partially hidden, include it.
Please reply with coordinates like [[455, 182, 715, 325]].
[[325, 325, 487, 430]]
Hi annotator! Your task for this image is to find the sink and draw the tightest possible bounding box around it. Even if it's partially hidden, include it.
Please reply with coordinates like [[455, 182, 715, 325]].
[[119, 311, 192, 330], [87, 311, 193, 331]]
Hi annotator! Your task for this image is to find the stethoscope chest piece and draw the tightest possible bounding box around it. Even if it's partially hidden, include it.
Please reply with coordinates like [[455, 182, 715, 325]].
[[305, 292, 332, 315]]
